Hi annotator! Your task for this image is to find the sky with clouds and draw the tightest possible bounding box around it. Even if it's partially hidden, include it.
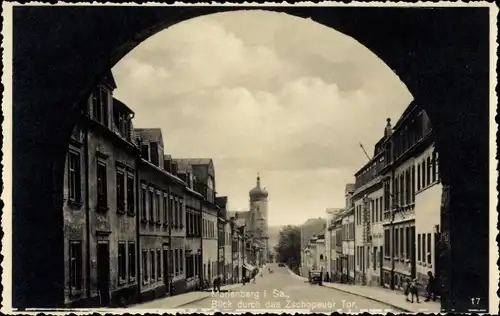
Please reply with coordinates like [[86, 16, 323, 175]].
[[112, 10, 413, 226]]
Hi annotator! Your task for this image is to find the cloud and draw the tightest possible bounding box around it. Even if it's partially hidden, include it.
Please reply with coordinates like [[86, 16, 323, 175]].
[[112, 10, 412, 225]]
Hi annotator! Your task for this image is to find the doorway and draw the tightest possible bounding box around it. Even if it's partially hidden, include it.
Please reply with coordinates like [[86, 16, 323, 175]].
[[97, 241, 110, 306]]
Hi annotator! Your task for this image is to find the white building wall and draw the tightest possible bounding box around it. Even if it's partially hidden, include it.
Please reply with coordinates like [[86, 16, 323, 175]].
[[202, 211, 218, 284], [414, 144, 442, 285]]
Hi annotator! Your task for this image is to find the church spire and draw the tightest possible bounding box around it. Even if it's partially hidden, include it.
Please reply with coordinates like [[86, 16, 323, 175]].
[[250, 172, 268, 200]]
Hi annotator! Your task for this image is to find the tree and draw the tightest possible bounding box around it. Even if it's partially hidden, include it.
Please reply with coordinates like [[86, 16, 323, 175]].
[[275, 225, 301, 271]]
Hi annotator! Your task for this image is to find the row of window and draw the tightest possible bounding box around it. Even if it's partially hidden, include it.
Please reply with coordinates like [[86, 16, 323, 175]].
[[203, 218, 217, 239], [383, 226, 416, 260], [355, 197, 384, 226], [141, 248, 163, 284], [417, 232, 433, 265], [356, 246, 383, 270], [344, 255, 354, 271], [118, 241, 137, 282], [392, 110, 431, 160], [204, 261, 217, 280], [141, 247, 184, 284], [68, 151, 136, 215], [335, 229, 342, 247], [186, 253, 201, 279], [218, 229, 232, 245], [69, 240, 137, 293], [417, 151, 439, 191], [140, 186, 183, 228], [355, 155, 385, 189], [341, 222, 355, 240], [186, 208, 201, 236]]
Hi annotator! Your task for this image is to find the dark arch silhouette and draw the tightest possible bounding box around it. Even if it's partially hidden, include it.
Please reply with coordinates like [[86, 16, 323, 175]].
[[12, 6, 490, 312]]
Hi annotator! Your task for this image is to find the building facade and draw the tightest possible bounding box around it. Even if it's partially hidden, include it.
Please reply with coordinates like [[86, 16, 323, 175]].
[[136, 129, 184, 299], [381, 102, 437, 292], [216, 199, 233, 284], [353, 130, 387, 287], [61, 69, 246, 307], [414, 141, 441, 290], [64, 77, 141, 306], [325, 208, 344, 280], [230, 220, 245, 283], [174, 159, 219, 287], [62, 72, 141, 307], [299, 218, 326, 276], [176, 162, 203, 292], [341, 208, 355, 283], [315, 235, 326, 272], [216, 196, 228, 284]]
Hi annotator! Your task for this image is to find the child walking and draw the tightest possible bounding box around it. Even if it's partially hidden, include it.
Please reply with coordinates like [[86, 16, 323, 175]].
[[404, 278, 411, 302]]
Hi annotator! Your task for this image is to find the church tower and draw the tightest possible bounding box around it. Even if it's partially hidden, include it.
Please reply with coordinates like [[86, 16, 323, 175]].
[[249, 173, 269, 265]]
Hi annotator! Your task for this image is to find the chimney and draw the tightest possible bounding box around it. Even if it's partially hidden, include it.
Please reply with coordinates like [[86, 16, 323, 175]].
[[384, 118, 393, 138]]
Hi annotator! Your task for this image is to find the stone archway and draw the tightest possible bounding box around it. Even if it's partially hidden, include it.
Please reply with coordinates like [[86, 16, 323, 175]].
[[12, 5, 490, 311]]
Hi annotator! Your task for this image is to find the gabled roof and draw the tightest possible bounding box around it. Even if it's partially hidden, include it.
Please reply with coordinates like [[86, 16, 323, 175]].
[[135, 128, 164, 147], [174, 158, 214, 179]]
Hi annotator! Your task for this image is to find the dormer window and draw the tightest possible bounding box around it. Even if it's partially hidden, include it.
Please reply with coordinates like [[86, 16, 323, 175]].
[[92, 87, 109, 127], [113, 108, 131, 140]]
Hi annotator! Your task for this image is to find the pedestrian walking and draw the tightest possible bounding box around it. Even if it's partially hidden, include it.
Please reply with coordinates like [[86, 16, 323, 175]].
[[409, 278, 420, 303], [213, 277, 219, 292], [404, 278, 411, 302], [325, 272, 330, 282], [424, 271, 437, 301]]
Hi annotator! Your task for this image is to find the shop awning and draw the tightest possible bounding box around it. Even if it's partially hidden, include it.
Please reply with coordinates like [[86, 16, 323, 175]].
[[243, 262, 256, 271]]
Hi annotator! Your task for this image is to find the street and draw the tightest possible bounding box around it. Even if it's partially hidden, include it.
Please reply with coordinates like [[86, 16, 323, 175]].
[[176, 264, 403, 313]]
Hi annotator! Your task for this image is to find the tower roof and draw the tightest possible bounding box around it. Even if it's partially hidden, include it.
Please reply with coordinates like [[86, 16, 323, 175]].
[[249, 173, 268, 200]]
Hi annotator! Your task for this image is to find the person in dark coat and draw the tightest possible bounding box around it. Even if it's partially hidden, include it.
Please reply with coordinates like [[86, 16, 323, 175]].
[[425, 271, 437, 301], [213, 276, 221, 292]]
